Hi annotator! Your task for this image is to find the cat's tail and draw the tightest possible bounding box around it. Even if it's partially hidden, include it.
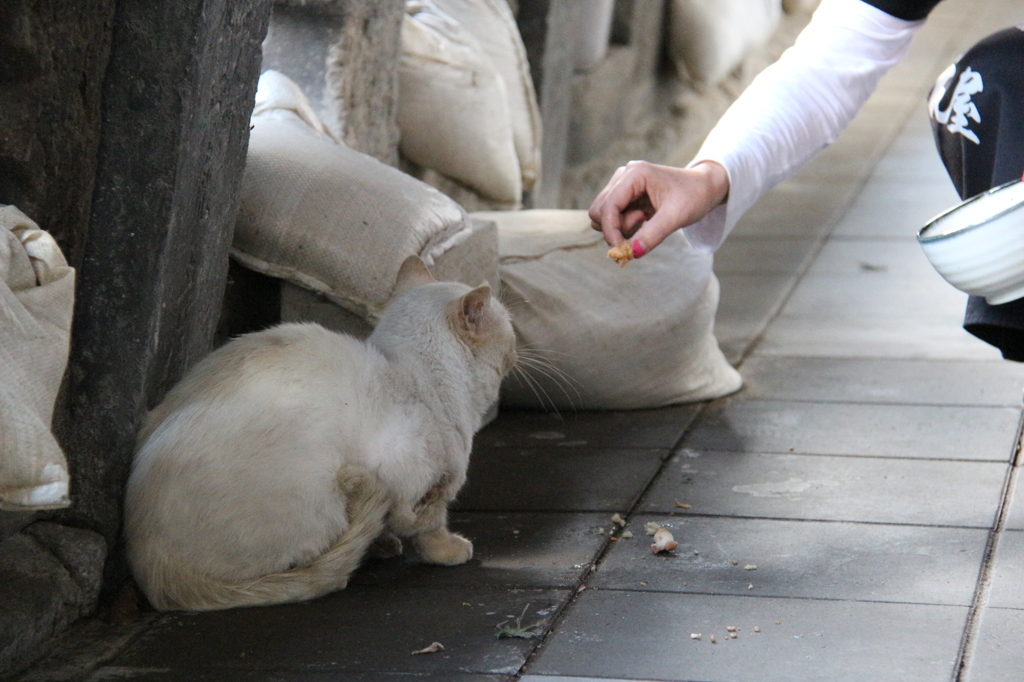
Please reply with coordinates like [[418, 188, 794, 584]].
[[143, 465, 390, 612]]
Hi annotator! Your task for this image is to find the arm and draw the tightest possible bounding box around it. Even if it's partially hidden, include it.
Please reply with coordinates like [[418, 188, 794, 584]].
[[590, 0, 927, 256]]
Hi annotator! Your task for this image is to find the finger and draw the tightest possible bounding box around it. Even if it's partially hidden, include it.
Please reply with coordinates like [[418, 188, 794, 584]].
[[629, 209, 684, 256], [588, 165, 628, 226], [598, 171, 650, 245], [621, 211, 647, 239], [600, 214, 624, 247]]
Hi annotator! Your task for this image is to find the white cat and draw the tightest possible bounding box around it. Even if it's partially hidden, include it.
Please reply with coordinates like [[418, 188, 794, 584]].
[[124, 256, 516, 611]]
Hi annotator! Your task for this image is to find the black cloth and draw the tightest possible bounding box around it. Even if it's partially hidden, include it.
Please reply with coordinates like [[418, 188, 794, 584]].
[[861, 0, 943, 21], [931, 28, 1024, 199], [928, 27, 1024, 361]]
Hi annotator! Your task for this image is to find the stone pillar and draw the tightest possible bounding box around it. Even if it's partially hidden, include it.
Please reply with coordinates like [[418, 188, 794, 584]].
[[516, 0, 586, 208], [0, 0, 116, 271], [567, 0, 666, 166], [0, 1, 272, 674], [0, 1, 116, 673], [261, 0, 404, 165], [54, 0, 272, 548]]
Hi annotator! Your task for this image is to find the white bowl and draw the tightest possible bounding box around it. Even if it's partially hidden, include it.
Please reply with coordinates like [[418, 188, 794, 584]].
[[917, 178, 1024, 305]]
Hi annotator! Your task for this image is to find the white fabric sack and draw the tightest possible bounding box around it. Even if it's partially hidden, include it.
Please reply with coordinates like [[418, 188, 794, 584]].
[[398, 1, 523, 205], [430, 0, 542, 190], [251, 69, 335, 139], [481, 210, 742, 410], [0, 205, 75, 511], [234, 70, 473, 323], [668, 0, 782, 85]]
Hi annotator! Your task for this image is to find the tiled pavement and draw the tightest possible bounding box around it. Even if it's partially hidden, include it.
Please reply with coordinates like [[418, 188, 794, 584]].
[[13, 0, 1024, 680]]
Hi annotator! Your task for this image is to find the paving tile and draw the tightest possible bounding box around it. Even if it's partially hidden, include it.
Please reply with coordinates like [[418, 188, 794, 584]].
[[962, 607, 1024, 682], [521, 677, 658, 682], [91, 587, 564, 679], [455, 446, 668, 512], [806, 237, 947, 279], [1000, 474, 1024, 531], [349, 513, 610, 589], [829, 199, 952, 240], [642, 450, 1006, 527], [756, 313, 1002, 360], [683, 399, 1020, 461], [527, 590, 965, 682], [860, 147, 959, 188], [876, 51, 954, 91], [973, 1, 1024, 37], [713, 237, 817, 276], [737, 357, 1024, 407], [14, 618, 158, 682], [984, 530, 1024, 609], [591, 515, 986, 605], [715, 274, 796, 362], [476, 406, 701, 451], [85, 671, 513, 681], [812, 124, 905, 179], [730, 180, 854, 240], [776, 271, 968, 320], [715, 273, 795, 323]]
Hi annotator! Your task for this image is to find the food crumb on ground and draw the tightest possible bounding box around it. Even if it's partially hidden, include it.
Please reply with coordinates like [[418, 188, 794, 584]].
[[411, 642, 444, 655], [650, 528, 678, 554]]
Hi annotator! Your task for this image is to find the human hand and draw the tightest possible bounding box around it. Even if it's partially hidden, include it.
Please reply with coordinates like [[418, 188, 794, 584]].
[[588, 160, 730, 258]]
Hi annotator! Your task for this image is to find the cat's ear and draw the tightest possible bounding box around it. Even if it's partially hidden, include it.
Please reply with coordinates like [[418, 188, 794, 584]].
[[391, 255, 436, 300], [452, 283, 493, 340]]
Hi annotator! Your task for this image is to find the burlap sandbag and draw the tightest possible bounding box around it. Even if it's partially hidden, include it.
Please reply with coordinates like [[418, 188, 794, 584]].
[[429, 0, 542, 190], [0, 205, 75, 511], [398, 0, 524, 205], [233, 71, 473, 324], [668, 0, 782, 86], [481, 210, 742, 410]]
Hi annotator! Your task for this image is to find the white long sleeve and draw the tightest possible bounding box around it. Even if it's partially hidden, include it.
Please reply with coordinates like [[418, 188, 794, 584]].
[[684, 0, 926, 252]]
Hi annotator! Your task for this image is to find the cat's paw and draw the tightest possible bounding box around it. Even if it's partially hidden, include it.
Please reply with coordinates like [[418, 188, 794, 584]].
[[368, 531, 404, 559], [415, 530, 473, 566]]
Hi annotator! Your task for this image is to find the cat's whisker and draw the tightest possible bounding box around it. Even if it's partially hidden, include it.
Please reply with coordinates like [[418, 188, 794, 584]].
[[516, 347, 581, 385], [519, 362, 581, 412], [509, 363, 563, 414], [515, 342, 574, 359], [495, 286, 526, 312], [513, 350, 582, 411]]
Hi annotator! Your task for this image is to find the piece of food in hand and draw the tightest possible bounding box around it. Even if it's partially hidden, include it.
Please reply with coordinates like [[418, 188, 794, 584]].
[[649, 528, 678, 554], [607, 241, 634, 267]]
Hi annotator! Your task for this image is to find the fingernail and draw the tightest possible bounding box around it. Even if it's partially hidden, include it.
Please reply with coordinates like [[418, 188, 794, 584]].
[[631, 239, 647, 258]]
